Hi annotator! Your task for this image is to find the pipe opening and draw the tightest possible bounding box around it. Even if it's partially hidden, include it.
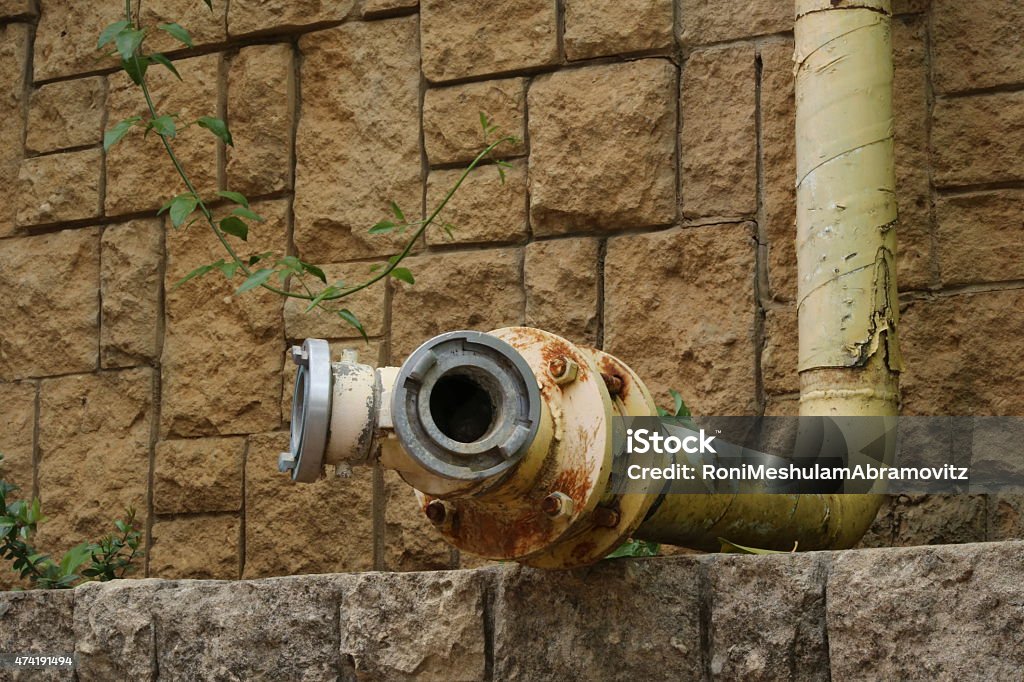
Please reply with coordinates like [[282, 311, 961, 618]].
[[429, 370, 498, 444]]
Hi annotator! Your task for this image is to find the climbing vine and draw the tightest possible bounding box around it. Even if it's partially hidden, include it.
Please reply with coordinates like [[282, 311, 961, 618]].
[[100, 0, 517, 337]]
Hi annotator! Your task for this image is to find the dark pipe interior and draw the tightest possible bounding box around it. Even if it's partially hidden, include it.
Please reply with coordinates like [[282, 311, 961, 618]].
[[429, 373, 496, 443]]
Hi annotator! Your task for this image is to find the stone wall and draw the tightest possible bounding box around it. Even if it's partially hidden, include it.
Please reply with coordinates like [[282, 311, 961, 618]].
[[2, 541, 1023, 680], [0, 0, 1022, 585]]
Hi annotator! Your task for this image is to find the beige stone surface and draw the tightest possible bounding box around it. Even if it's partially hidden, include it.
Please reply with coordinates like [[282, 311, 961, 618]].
[[140, 0, 228, 54], [284, 262, 387, 340], [605, 224, 758, 415], [420, 0, 558, 82], [524, 237, 599, 346], [105, 54, 220, 216], [564, 0, 673, 60], [0, 0, 33, 17], [0, 228, 100, 381], [888, 494, 987, 547], [678, 0, 790, 46], [0, 23, 29, 238], [294, 18, 421, 262], [339, 569, 487, 680], [384, 469, 453, 571], [762, 306, 799, 396], [936, 190, 1024, 286], [149, 514, 240, 579], [933, 90, 1024, 188], [34, 1, 122, 80], [0, 381, 35, 494], [36, 368, 152, 554], [901, 290, 1024, 416], [26, 77, 105, 154], [529, 59, 677, 235], [423, 78, 527, 166], [244, 432, 375, 577], [389, 248, 524, 361], [988, 495, 1024, 541], [682, 46, 757, 218], [100, 219, 163, 368], [229, 0, 354, 36], [759, 41, 798, 302], [932, 0, 1024, 94], [361, 0, 419, 15], [425, 160, 528, 246], [227, 43, 294, 197], [0, 590, 75, 678], [154, 437, 245, 514], [161, 199, 286, 438], [15, 148, 103, 226]]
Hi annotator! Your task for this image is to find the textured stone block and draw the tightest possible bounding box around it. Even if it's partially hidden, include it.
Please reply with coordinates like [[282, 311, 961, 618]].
[[74, 580, 169, 680], [227, 43, 294, 197], [564, 0, 673, 60], [105, 54, 219, 216], [682, 46, 757, 218], [0, 381, 35, 494], [139, 0, 228, 53], [932, 0, 1024, 94], [339, 569, 487, 680], [0, 0, 33, 18], [154, 437, 245, 514], [529, 59, 677, 235], [425, 160, 528, 246], [0, 589, 75, 681], [888, 494, 987, 546], [26, 76, 105, 154], [678, 0, 790, 46], [37, 369, 152, 554], [827, 542, 1024, 679], [989, 495, 1024, 541], [229, 0, 354, 36], [493, 558, 703, 680], [762, 307, 799, 396], [244, 432, 375, 577], [933, 91, 1024, 188], [901, 290, 1024, 415], [34, 2, 122, 80], [389, 248, 524, 361], [15, 149, 103, 226], [100, 219, 163, 368], [605, 224, 759, 415], [524, 237, 600, 345], [294, 18, 421, 262], [284, 262, 387, 341], [149, 514, 240, 579], [708, 553, 829, 680], [161, 200, 286, 438], [362, 0, 419, 15], [0, 23, 29, 237], [0, 229, 100, 380], [420, 0, 558, 82], [936, 190, 1024, 286], [384, 469, 453, 571], [759, 41, 797, 301], [423, 78, 527, 166]]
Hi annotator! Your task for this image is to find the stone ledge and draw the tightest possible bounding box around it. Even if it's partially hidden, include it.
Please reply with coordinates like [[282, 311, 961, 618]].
[[1, 541, 1022, 680]]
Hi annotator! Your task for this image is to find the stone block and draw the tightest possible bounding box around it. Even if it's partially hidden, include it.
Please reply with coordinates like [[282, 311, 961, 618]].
[[762, 306, 799, 396], [564, 0, 673, 60], [139, 0, 228, 54], [361, 0, 419, 16], [228, 0, 355, 37], [153, 437, 245, 514], [932, 0, 1024, 94], [34, 2, 122, 80], [26, 77, 105, 154], [936, 190, 1024, 286], [424, 160, 528, 246], [384, 469, 454, 571], [524, 237, 600, 345], [15, 149, 103, 226], [0, 23, 29, 237], [149, 514, 240, 579], [0, 589, 75, 681], [889, 494, 987, 546], [100, 219, 163, 368], [933, 91, 1024, 188], [678, 0, 790, 46], [423, 78, 527, 166]]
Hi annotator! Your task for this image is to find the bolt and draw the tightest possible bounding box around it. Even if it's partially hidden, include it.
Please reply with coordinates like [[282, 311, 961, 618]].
[[592, 506, 620, 528], [291, 345, 309, 367], [548, 356, 579, 385], [278, 452, 296, 473], [601, 372, 623, 397], [425, 500, 450, 526], [541, 491, 574, 518]]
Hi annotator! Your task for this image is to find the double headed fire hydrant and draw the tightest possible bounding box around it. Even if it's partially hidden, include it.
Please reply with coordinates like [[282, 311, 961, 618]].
[[281, 328, 884, 568]]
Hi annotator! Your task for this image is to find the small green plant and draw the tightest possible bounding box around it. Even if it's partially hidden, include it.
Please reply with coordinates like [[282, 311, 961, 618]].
[[99, 1, 518, 338], [1, 456, 144, 589]]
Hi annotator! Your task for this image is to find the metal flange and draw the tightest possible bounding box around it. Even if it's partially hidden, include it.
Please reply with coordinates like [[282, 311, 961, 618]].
[[280, 338, 332, 482]]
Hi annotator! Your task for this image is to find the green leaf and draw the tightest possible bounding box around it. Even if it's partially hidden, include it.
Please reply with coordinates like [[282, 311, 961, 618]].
[[203, 0, 213, 8], [301, 262, 327, 284], [479, 111, 489, 134], [236, 268, 274, 294], [103, 117, 141, 151], [114, 28, 145, 61], [169, 194, 198, 229], [121, 56, 148, 86], [369, 220, 395, 234], [669, 389, 690, 417], [219, 216, 248, 241], [389, 267, 414, 285], [98, 20, 130, 50], [389, 201, 405, 222], [158, 22, 193, 48], [149, 115, 177, 138], [606, 539, 660, 559], [248, 251, 272, 266], [197, 116, 233, 146], [218, 190, 249, 207], [718, 538, 791, 555], [337, 309, 367, 342], [215, 260, 240, 279], [173, 262, 215, 289], [149, 53, 181, 80], [305, 284, 340, 312], [231, 206, 264, 222]]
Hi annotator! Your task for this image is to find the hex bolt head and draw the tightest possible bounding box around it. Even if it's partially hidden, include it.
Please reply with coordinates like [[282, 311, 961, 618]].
[[425, 500, 450, 526], [291, 345, 309, 367], [548, 356, 579, 385], [278, 452, 297, 473], [592, 506, 621, 528], [541, 491, 574, 518], [601, 372, 624, 397]]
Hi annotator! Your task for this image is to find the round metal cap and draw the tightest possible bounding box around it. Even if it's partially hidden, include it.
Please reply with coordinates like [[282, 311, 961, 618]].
[[391, 331, 541, 482], [283, 338, 332, 482]]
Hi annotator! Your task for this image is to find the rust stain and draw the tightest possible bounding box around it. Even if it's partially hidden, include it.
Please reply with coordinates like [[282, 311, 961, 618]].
[[551, 462, 592, 506], [596, 355, 630, 400]]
